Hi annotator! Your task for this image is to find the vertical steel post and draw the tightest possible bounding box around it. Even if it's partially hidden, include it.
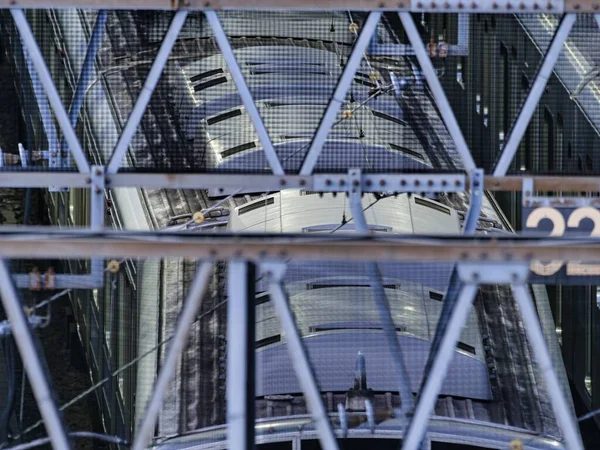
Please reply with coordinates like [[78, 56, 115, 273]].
[[90, 165, 105, 285], [132, 263, 212, 450], [462, 168, 484, 234], [0, 260, 71, 449], [511, 285, 584, 450], [227, 261, 256, 450]]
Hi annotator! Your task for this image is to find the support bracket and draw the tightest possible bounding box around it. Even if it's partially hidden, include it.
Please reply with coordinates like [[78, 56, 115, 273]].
[[462, 168, 484, 234], [522, 177, 599, 208], [456, 262, 530, 285]]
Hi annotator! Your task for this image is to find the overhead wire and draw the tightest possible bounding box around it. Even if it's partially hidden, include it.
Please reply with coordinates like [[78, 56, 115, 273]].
[[3, 431, 129, 450], [1, 299, 228, 447]]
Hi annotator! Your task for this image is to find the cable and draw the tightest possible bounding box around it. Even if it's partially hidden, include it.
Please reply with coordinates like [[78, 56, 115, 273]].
[[3, 431, 129, 450], [577, 407, 600, 423], [2, 299, 228, 446], [328, 194, 388, 234], [280, 85, 392, 166]]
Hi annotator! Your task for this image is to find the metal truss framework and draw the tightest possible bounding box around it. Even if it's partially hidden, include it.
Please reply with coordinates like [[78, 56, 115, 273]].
[[0, 3, 595, 450]]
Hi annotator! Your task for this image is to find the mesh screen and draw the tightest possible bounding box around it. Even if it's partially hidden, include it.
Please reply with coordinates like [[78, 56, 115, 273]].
[[1, 11, 600, 175], [0, 8, 598, 450], [0, 254, 581, 449]]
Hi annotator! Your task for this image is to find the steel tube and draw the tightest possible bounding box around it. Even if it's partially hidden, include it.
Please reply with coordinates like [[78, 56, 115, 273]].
[[511, 284, 584, 450], [0, 260, 71, 449], [0, 230, 597, 262], [227, 261, 255, 450], [0, 0, 570, 12], [266, 275, 339, 450], [348, 172, 415, 415], [19, 19, 59, 169], [300, 12, 382, 175], [493, 14, 576, 176], [401, 283, 478, 450], [205, 10, 284, 175], [398, 12, 476, 172], [132, 262, 212, 450], [12, 9, 90, 173], [106, 10, 188, 173], [62, 9, 108, 161]]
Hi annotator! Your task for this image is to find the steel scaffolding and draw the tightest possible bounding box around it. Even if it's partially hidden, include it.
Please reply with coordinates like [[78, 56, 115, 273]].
[[0, 2, 596, 450]]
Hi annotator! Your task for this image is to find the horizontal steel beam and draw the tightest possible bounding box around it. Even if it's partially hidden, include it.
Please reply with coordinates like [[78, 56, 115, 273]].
[[0, 0, 574, 12], [12, 274, 101, 289], [3, 172, 600, 193], [0, 229, 600, 262]]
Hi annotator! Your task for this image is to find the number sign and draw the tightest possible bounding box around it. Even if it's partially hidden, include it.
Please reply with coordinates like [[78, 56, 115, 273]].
[[523, 206, 600, 284]]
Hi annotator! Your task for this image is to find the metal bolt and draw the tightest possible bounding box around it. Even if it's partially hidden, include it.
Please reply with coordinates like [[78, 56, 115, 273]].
[[492, 2, 498, 8], [353, 179, 360, 187], [511, 273, 519, 282], [365, 179, 372, 187], [441, 180, 447, 187], [280, 179, 286, 186], [95, 187, 101, 194], [379, 179, 386, 187], [455, 180, 462, 187], [95, 168, 102, 176], [299, 179, 306, 186], [472, 272, 480, 281], [457, 1, 464, 7], [85, 177, 91, 184], [506, 2, 512, 9], [400, 179, 407, 186], [427, 180, 434, 187], [414, 180, 420, 187], [326, 179, 332, 186], [339, 179, 345, 186]]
